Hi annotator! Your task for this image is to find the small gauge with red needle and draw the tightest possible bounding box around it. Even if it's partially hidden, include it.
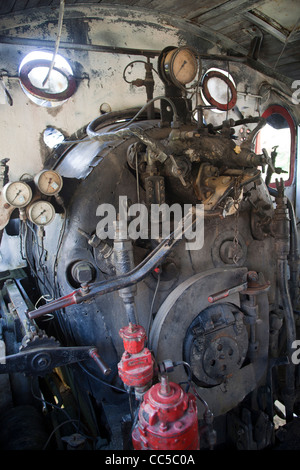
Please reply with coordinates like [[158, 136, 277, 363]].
[[2, 181, 32, 208], [28, 200, 55, 226], [34, 169, 63, 196]]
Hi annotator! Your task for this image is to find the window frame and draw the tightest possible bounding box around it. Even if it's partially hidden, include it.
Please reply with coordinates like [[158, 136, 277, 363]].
[[18, 51, 76, 107], [256, 104, 296, 187]]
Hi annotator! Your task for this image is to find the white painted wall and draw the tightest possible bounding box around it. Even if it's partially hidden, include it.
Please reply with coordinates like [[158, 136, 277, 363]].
[[0, 6, 182, 180]]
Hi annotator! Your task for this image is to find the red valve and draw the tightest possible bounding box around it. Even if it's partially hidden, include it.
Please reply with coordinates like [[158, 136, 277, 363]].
[[119, 323, 147, 354], [118, 324, 154, 394], [132, 376, 199, 450]]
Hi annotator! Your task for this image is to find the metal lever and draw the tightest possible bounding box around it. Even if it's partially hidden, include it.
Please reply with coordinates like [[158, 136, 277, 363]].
[[89, 348, 111, 376], [262, 148, 276, 173], [208, 282, 248, 303], [0, 344, 111, 377]]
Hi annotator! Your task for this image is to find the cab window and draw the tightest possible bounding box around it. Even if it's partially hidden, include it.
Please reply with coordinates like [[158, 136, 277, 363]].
[[255, 105, 296, 186]]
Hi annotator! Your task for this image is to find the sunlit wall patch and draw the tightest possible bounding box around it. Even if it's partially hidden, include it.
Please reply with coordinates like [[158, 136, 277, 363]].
[[43, 127, 65, 148], [18, 51, 76, 107]]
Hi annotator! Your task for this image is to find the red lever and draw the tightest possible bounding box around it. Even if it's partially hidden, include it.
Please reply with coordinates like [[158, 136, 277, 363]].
[[208, 282, 248, 303], [27, 291, 79, 320]]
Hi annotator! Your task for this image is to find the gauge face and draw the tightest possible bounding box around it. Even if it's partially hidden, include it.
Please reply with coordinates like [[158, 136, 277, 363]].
[[28, 200, 55, 226], [2, 181, 32, 208], [164, 47, 198, 86], [35, 170, 63, 196]]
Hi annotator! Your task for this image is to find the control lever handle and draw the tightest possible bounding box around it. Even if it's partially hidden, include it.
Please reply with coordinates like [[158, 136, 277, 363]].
[[89, 348, 111, 376]]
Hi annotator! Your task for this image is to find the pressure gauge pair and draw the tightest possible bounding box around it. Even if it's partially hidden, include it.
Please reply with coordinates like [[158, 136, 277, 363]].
[[2, 169, 63, 227], [31, 169, 63, 226], [30, 169, 63, 226]]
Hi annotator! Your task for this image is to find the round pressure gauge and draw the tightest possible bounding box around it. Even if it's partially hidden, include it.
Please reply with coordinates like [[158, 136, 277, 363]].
[[158, 46, 200, 88], [34, 169, 63, 196], [2, 181, 32, 208], [28, 200, 55, 226]]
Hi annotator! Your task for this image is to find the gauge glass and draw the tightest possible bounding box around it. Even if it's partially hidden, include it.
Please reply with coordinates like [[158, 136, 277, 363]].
[[166, 47, 198, 85], [2, 181, 32, 208], [28, 200, 55, 226], [35, 170, 63, 195]]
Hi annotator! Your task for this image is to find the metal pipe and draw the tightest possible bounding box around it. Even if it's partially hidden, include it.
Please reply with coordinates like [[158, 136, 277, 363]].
[[0, 33, 294, 87], [113, 219, 138, 324], [0, 36, 160, 58], [270, 182, 297, 422], [85, 107, 147, 139], [268, 187, 299, 308], [277, 257, 296, 422]]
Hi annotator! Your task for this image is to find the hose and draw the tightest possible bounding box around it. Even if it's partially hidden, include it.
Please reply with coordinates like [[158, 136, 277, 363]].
[[85, 107, 147, 140], [86, 96, 179, 141]]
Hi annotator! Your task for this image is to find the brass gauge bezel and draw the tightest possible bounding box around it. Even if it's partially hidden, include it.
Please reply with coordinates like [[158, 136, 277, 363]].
[[34, 169, 63, 196], [28, 200, 55, 226], [158, 46, 200, 88], [2, 181, 33, 208]]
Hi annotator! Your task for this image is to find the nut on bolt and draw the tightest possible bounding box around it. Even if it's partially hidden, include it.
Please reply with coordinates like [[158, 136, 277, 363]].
[[71, 261, 95, 284]]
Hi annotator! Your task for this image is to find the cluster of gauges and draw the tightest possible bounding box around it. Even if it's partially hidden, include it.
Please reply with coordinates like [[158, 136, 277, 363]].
[[2, 169, 63, 226], [158, 46, 237, 111]]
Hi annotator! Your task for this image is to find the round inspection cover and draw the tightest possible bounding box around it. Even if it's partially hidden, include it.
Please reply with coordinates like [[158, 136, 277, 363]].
[[149, 267, 248, 366], [211, 230, 247, 267], [202, 70, 237, 111], [183, 303, 248, 387]]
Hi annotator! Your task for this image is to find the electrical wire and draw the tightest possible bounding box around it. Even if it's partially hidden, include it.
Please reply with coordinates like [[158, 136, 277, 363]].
[[135, 151, 140, 204], [86, 96, 179, 142], [147, 269, 161, 338], [77, 362, 127, 394], [53, 204, 67, 298], [30, 378, 96, 449], [116, 96, 179, 128], [22, 221, 54, 299], [42, 418, 80, 450], [42, 0, 65, 87]]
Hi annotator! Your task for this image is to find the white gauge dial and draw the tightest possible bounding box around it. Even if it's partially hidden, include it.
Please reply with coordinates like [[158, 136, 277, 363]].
[[2, 181, 32, 208], [28, 200, 55, 226], [168, 48, 198, 84], [162, 46, 199, 86], [34, 169, 63, 196]]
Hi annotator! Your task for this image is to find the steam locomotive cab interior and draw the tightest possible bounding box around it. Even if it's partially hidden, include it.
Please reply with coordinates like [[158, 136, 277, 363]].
[[0, 0, 299, 451]]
